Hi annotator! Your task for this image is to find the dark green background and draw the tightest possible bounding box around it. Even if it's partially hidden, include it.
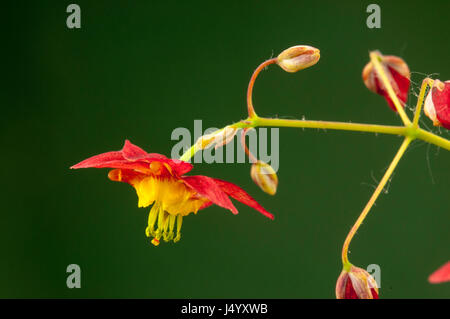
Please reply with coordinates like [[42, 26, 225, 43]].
[[3, 0, 449, 298]]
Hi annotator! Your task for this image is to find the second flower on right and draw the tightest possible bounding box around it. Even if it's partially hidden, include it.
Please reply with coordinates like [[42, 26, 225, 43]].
[[424, 79, 450, 129]]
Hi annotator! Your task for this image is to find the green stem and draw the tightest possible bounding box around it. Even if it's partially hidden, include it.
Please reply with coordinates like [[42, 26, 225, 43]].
[[179, 116, 450, 162], [179, 117, 406, 162], [416, 128, 450, 151], [180, 144, 198, 162], [413, 78, 433, 127], [253, 117, 406, 135], [341, 137, 412, 268]]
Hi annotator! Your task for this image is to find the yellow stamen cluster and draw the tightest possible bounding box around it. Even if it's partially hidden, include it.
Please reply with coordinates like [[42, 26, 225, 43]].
[[133, 176, 208, 245], [146, 202, 183, 246]]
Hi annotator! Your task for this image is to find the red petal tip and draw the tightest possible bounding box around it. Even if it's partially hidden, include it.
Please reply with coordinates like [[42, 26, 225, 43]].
[[429, 261, 450, 284]]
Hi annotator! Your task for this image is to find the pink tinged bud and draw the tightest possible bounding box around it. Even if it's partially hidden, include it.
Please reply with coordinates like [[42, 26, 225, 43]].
[[429, 261, 450, 284], [362, 52, 410, 111], [424, 80, 450, 129], [195, 126, 238, 150], [276, 45, 320, 73], [250, 160, 278, 195], [335, 266, 379, 299]]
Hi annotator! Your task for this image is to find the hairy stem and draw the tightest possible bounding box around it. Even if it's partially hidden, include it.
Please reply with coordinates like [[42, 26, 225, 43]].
[[240, 129, 258, 163], [179, 116, 450, 162], [341, 137, 412, 268], [413, 78, 434, 127], [247, 58, 278, 118], [253, 117, 406, 135], [416, 128, 450, 151], [179, 118, 406, 162]]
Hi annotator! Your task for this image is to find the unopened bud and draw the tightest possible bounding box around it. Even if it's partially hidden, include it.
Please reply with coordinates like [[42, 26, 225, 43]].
[[195, 126, 238, 151], [362, 51, 410, 111], [336, 265, 379, 299], [251, 160, 278, 195], [424, 79, 450, 129], [276, 45, 320, 73]]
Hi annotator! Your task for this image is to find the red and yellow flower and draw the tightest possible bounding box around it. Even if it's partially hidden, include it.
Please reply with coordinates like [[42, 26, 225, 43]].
[[71, 140, 274, 246]]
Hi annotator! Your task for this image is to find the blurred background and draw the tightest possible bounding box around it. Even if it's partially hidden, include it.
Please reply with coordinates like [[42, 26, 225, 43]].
[[2, 0, 449, 298]]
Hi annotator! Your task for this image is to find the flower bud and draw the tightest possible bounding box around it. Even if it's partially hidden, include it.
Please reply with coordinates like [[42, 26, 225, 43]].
[[362, 51, 410, 111], [428, 261, 450, 284], [276, 45, 320, 73], [424, 79, 450, 129], [335, 265, 379, 299], [195, 126, 238, 151], [251, 160, 278, 195]]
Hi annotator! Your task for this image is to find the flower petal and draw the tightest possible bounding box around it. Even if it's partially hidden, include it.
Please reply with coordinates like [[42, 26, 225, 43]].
[[107, 168, 146, 185], [388, 65, 410, 107], [167, 159, 193, 176], [362, 53, 410, 112], [373, 66, 410, 111], [121, 140, 149, 160], [344, 275, 359, 299], [336, 266, 379, 299], [198, 200, 213, 210], [120, 141, 193, 176], [71, 140, 193, 176], [212, 178, 274, 220], [182, 176, 238, 214], [70, 150, 127, 169], [433, 80, 450, 129], [429, 261, 450, 284], [348, 272, 373, 299], [121, 140, 175, 163]]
